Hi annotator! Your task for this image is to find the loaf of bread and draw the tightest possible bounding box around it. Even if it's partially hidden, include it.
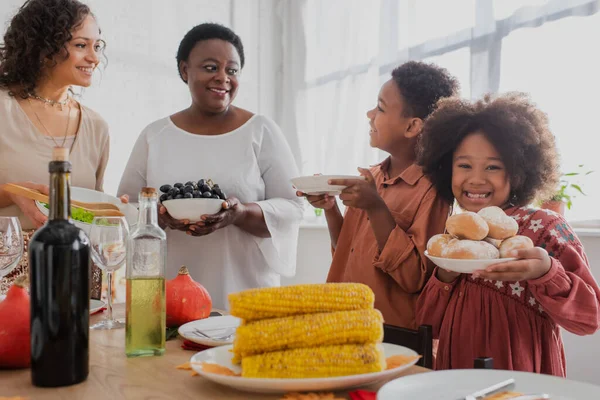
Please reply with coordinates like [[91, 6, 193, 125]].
[[446, 212, 489, 241], [483, 237, 503, 249], [427, 234, 453, 257], [442, 239, 499, 260], [499, 235, 534, 258], [477, 206, 519, 240]]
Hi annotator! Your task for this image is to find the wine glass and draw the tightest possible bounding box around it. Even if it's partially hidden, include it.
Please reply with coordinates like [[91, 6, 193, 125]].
[[89, 216, 129, 330], [0, 217, 24, 279]]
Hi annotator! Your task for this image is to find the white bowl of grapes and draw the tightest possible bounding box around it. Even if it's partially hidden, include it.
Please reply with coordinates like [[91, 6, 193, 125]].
[[159, 179, 226, 223]]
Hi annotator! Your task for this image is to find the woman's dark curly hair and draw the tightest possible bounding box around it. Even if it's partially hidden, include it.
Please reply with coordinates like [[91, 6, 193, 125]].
[[0, 0, 96, 98], [391, 61, 460, 120], [417, 92, 560, 206], [176, 23, 245, 84]]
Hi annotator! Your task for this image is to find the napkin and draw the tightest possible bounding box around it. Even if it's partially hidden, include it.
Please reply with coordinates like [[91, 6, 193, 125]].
[[348, 390, 376, 400], [181, 339, 211, 351], [90, 307, 106, 316]]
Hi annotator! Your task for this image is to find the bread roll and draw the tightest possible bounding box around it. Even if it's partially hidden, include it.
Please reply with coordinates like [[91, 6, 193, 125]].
[[499, 235, 534, 258], [483, 237, 503, 249], [442, 239, 499, 260], [477, 206, 519, 240], [446, 212, 489, 241], [427, 234, 453, 257]]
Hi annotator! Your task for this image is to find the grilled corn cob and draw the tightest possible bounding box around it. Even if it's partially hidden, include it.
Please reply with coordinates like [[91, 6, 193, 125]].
[[233, 309, 383, 358], [228, 283, 375, 321], [241, 343, 385, 378]]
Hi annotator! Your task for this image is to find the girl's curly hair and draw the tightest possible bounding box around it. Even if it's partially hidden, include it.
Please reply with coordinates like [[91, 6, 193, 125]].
[[0, 0, 97, 98], [417, 92, 560, 207]]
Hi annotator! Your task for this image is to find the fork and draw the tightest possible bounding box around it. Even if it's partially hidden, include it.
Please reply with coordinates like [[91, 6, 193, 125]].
[[191, 328, 234, 341]]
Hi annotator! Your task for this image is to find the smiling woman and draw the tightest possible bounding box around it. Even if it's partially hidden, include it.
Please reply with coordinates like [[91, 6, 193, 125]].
[[118, 23, 303, 310], [0, 0, 115, 298]]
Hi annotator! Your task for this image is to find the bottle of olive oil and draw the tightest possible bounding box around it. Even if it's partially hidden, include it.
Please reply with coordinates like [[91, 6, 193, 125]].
[[29, 147, 91, 387], [126, 187, 167, 357]]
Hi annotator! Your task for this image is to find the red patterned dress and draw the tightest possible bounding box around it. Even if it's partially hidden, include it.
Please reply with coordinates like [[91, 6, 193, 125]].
[[416, 206, 600, 376]]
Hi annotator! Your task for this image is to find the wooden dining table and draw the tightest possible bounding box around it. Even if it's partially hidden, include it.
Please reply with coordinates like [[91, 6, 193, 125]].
[[0, 304, 429, 399]]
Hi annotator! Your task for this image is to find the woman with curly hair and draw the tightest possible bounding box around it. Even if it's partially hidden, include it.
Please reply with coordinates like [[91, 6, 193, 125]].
[[301, 61, 459, 328], [416, 93, 600, 375], [0, 0, 111, 297]]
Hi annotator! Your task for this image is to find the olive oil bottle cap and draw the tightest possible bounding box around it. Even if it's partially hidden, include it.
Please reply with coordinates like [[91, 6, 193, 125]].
[[141, 187, 157, 198]]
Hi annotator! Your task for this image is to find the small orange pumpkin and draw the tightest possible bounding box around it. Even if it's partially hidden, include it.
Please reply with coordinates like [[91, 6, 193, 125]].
[[166, 266, 212, 327], [0, 276, 31, 368]]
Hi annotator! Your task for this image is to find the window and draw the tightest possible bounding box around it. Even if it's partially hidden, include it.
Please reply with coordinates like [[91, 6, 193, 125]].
[[291, 0, 599, 223], [499, 12, 600, 221]]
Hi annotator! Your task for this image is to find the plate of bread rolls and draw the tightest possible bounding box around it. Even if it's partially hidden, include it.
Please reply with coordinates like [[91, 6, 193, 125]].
[[425, 206, 534, 273]]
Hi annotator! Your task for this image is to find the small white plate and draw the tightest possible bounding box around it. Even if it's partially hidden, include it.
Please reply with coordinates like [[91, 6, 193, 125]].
[[35, 187, 138, 235], [377, 369, 600, 400], [190, 342, 419, 394], [291, 175, 366, 195], [425, 251, 516, 274], [90, 299, 106, 314], [178, 315, 241, 347]]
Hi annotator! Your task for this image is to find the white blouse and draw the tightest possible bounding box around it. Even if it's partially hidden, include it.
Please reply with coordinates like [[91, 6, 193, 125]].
[[117, 115, 303, 309]]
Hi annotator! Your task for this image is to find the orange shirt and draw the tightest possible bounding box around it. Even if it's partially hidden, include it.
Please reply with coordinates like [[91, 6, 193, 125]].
[[327, 160, 449, 328]]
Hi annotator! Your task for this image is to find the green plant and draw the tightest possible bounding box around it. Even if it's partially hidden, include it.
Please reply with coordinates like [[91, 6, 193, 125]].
[[548, 165, 594, 209]]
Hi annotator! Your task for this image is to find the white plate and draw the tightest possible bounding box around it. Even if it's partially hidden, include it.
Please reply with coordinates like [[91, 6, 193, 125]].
[[178, 315, 241, 346], [190, 342, 419, 394], [90, 299, 106, 314], [377, 369, 600, 400], [291, 175, 366, 195], [425, 251, 516, 274], [35, 187, 138, 235]]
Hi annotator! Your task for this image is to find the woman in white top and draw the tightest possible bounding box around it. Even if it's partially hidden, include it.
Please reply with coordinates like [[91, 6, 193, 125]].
[[0, 0, 114, 296], [118, 23, 303, 309]]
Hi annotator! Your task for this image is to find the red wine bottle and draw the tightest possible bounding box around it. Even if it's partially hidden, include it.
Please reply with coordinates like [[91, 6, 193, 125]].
[[29, 148, 91, 387]]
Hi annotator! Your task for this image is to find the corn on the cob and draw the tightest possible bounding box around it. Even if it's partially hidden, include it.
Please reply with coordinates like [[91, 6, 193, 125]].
[[241, 343, 385, 378], [233, 309, 383, 358], [228, 283, 375, 321]]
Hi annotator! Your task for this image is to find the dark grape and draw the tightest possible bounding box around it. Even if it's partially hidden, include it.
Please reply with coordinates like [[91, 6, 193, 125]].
[[159, 184, 172, 193], [183, 192, 193, 199], [182, 185, 194, 194], [197, 179, 205, 188], [211, 194, 220, 199], [202, 191, 212, 198], [168, 188, 179, 197], [200, 184, 211, 193], [212, 184, 220, 189], [185, 181, 195, 187], [174, 182, 184, 188], [218, 191, 226, 200], [193, 191, 201, 198], [167, 195, 173, 200], [159, 193, 168, 202], [175, 194, 183, 199]]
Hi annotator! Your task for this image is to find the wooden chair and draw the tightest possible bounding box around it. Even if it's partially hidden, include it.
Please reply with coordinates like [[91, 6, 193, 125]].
[[383, 324, 433, 369], [474, 357, 494, 369]]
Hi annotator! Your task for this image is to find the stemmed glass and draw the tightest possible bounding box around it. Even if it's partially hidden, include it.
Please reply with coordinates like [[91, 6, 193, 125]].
[[89, 216, 129, 330], [0, 216, 24, 279]]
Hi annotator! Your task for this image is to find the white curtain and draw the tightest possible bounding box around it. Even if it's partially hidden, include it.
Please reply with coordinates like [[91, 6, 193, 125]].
[[281, 0, 600, 223]]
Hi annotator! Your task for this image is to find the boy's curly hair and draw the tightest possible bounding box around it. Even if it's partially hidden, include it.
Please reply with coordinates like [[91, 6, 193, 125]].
[[0, 0, 97, 98], [391, 61, 460, 119], [417, 92, 560, 206]]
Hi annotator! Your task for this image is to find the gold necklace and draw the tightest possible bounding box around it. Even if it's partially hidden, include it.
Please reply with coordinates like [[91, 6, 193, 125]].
[[27, 97, 72, 149], [28, 92, 70, 111]]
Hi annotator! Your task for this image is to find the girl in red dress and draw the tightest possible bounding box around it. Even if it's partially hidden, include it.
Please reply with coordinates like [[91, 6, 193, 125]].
[[415, 92, 600, 376]]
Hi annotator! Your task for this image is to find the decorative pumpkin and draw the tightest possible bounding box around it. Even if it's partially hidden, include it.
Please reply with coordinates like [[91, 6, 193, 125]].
[[166, 266, 212, 327], [0, 276, 31, 368]]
